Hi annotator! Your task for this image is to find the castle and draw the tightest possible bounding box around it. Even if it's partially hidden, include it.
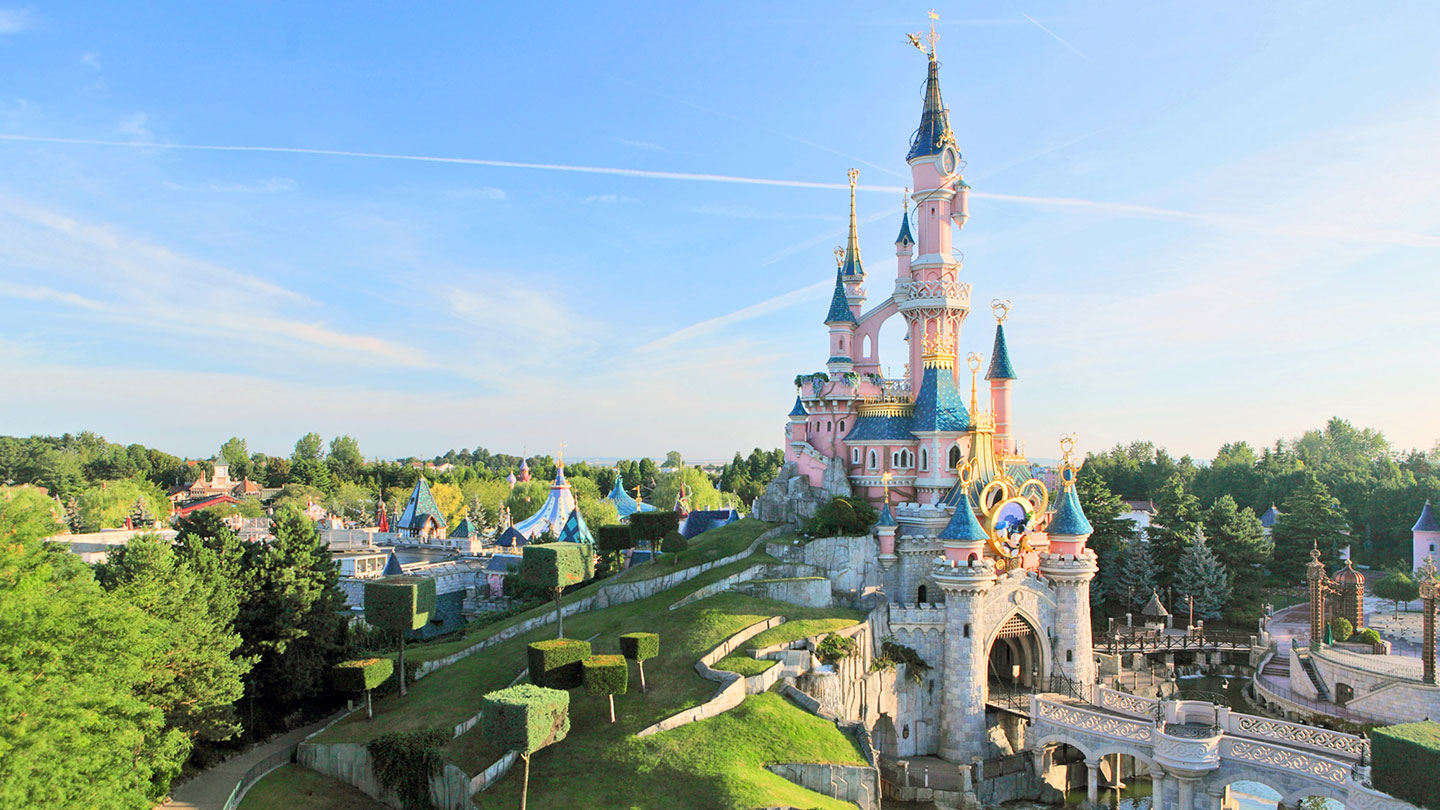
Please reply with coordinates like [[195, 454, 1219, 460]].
[[773, 24, 1099, 766]]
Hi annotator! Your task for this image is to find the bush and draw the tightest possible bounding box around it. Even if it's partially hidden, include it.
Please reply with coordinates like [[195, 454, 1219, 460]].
[[367, 728, 449, 810], [873, 636, 931, 683], [1354, 627, 1382, 646], [365, 576, 437, 632], [1329, 616, 1354, 643], [805, 496, 878, 538], [481, 684, 571, 755], [333, 658, 394, 693], [596, 524, 634, 552], [619, 632, 659, 662], [629, 511, 681, 546], [527, 638, 592, 689], [521, 543, 590, 591], [1371, 722, 1440, 810], [816, 633, 857, 663], [582, 655, 628, 697]]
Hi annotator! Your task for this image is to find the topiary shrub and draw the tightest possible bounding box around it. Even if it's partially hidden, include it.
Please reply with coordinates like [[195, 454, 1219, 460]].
[[582, 654, 628, 723], [1329, 616, 1354, 643], [620, 632, 659, 692], [597, 524, 634, 552], [481, 684, 570, 810], [365, 576, 437, 697], [527, 638, 592, 689], [334, 658, 394, 719], [1371, 721, 1440, 810], [629, 511, 681, 555], [816, 633, 857, 664], [661, 530, 688, 565], [521, 542, 590, 637], [367, 728, 448, 810], [1354, 627, 1382, 646]]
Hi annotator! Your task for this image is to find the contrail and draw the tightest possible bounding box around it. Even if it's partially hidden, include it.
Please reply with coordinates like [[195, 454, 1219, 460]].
[[6, 133, 1437, 248], [1014, 8, 1092, 62]]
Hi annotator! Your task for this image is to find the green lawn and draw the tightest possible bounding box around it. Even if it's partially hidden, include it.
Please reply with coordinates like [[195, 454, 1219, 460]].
[[713, 654, 777, 677], [236, 764, 388, 810], [744, 617, 863, 651], [610, 518, 782, 581]]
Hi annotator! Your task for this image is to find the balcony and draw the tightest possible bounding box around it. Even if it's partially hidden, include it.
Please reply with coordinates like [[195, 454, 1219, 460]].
[[895, 279, 971, 312]]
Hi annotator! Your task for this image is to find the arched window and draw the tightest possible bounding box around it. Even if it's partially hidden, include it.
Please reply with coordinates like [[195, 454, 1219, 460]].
[[948, 446, 962, 470], [868, 450, 878, 469], [862, 334, 872, 358], [839, 420, 845, 432], [917, 584, 928, 604], [827, 421, 832, 431], [851, 448, 860, 464], [920, 448, 929, 471]]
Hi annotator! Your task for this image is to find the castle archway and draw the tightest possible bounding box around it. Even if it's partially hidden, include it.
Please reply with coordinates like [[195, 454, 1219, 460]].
[[987, 611, 1043, 690]]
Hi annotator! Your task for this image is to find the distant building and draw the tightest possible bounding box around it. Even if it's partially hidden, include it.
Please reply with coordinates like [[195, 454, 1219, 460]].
[[513, 463, 583, 540], [681, 508, 741, 539], [606, 474, 655, 520], [1122, 499, 1157, 539], [394, 476, 447, 539], [1414, 500, 1440, 571], [333, 547, 394, 579], [1260, 504, 1280, 535], [170, 451, 263, 504]]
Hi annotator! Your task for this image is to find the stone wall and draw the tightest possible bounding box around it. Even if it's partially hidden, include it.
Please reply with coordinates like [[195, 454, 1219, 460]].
[[296, 742, 473, 810], [635, 617, 785, 738], [765, 763, 879, 810], [751, 459, 851, 528], [765, 534, 881, 599], [734, 576, 832, 608]]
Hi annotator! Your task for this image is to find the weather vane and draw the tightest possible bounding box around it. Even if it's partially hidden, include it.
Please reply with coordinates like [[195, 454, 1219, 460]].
[[557, 441, 566, 465], [847, 167, 859, 187], [907, 9, 940, 57], [991, 298, 1011, 324], [834, 246, 845, 268]]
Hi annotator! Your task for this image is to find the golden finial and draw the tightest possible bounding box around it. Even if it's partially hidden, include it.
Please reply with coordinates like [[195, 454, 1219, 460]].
[[557, 441, 566, 466], [834, 246, 844, 268], [920, 332, 957, 367], [1058, 433, 1079, 490], [848, 167, 858, 188], [881, 471, 892, 504], [991, 298, 1011, 324], [956, 457, 976, 489], [967, 352, 982, 415], [634, 484, 643, 505], [903, 188, 910, 213], [1058, 433, 1077, 464]]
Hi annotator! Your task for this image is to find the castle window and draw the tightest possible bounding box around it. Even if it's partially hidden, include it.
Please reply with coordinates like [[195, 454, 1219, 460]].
[[852, 448, 860, 464], [868, 450, 878, 469], [920, 448, 929, 471], [917, 584, 928, 603], [948, 446, 962, 470], [839, 421, 845, 432], [1066, 650, 1074, 663], [963, 623, 970, 638], [827, 421, 832, 431]]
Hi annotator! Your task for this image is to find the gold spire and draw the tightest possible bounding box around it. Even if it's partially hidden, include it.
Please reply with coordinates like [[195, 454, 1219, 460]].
[[967, 352, 982, 415], [841, 168, 862, 275], [908, 10, 940, 59], [881, 471, 892, 505]]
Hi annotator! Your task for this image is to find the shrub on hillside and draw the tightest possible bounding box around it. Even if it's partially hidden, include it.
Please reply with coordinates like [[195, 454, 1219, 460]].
[[582, 654, 628, 723], [367, 728, 448, 810], [816, 633, 857, 663], [620, 632, 659, 692], [481, 684, 570, 810], [1371, 721, 1440, 809], [629, 511, 681, 550], [1329, 616, 1354, 643], [527, 638, 592, 689], [805, 496, 878, 538]]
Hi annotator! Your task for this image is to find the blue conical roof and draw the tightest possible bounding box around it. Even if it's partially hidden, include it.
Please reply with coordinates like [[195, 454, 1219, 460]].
[[876, 503, 897, 528], [396, 476, 446, 531], [986, 324, 1016, 380], [938, 493, 988, 542], [789, 396, 809, 417], [911, 364, 970, 433], [1415, 500, 1440, 533], [1049, 485, 1093, 536], [450, 517, 476, 538], [895, 208, 915, 246], [824, 270, 856, 325], [907, 54, 957, 162], [557, 506, 594, 544]]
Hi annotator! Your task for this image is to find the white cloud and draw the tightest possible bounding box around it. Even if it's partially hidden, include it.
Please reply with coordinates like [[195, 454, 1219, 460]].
[[582, 193, 636, 204], [117, 112, 152, 141], [80, 51, 101, 70], [615, 137, 665, 151], [0, 8, 34, 35]]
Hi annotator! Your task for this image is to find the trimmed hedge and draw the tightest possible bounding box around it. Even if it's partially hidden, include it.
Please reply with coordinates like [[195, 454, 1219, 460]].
[[619, 632, 659, 662], [481, 684, 570, 755], [582, 655, 628, 697], [365, 576, 437, 632], [333, 657, 394, 692], [527, 638, 592, 689], [661, 530, 688, 554], [521, 543, 590, 591], [1372, 721, 1440, 810], [628, 511, 681, 544], [596, 524, 634, 552], [367, 728, 448, 810]]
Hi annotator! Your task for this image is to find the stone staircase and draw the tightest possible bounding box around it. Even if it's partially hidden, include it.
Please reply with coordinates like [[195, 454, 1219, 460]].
[[1296, 650, 1331, 700]]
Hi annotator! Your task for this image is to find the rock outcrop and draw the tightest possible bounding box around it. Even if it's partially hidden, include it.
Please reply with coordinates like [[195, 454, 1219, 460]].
[[752, 458, 853, 528]]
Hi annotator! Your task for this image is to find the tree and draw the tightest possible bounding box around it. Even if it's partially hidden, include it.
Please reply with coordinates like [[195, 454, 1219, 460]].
[[94, 534, 252, 776], [289, 457, 335, 493], [521, 543, 592, 638], [75, 477, 170, 532], [263, 455, 292, 488], [620, 632, 659, 693], [583, 655, 628, 723], [629, 511, 682, 556], [364, 576, 436, 697], [1203, 495, 1272, 604], [1374, 570, 1420, 618], [1075, 465, 1136, 557], [481, 685, 570, 810], [237, 506, 348, 733], [576, 495, 619, 537], [805, 496, 878, 538], [292, 432, 326, 463], [326, 481, 376, 524], [219, 436, 252, 480], [0, 493, 182, 808], [1329, 616, 1354, 643], [328, 435, 363, 480], [1147, 473, 1202, 590], [1172, 529, 1231, 623], [1114, 537, 1159, 612], [662, 450, 684, 469], [596, 525, 635, 571], [661, 530, 689, 565], [333, 658, 393, 719], [1270, 474, 1350, 586]]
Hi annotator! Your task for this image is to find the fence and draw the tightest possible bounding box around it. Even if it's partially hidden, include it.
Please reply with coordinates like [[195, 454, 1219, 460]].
[[220, 745, 298, 810]]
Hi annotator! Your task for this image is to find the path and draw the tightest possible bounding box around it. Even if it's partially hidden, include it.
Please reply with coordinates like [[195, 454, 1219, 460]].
[[162, 713, 341, 810]]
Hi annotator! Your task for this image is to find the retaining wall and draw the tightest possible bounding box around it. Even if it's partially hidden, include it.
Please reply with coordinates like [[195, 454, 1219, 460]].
[[296, 742, 473, 810], [635, 617, 786, 737], [734, 576, 832, 608]]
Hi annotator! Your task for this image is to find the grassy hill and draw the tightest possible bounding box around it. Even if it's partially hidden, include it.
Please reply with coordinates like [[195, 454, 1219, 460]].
[[314, 519, 872, 809]]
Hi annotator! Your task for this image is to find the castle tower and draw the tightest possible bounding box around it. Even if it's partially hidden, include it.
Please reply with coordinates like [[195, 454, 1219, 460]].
[[932, 468, 996, 762], [899, 32, 971, 387], [909, 336, 970, 503], [986, 303, 1018, 455], [839, 168, 867, 317], [895, 192, 915, 282], [825, 269, 858, 374], [1038, 454, 1099, 686], [1414, 500, 1440, 571]]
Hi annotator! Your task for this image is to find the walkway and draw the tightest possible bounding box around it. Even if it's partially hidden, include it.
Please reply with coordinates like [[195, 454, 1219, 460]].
[[162, 713, 341, 810]]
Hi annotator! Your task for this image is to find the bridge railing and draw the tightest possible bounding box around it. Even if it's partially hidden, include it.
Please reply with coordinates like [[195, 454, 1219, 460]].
[[1224, 710, 1368, 761], [1218, 737, 1352, 786], [1100, 629, 1254, 654], [1096, 686, 1161, 719]]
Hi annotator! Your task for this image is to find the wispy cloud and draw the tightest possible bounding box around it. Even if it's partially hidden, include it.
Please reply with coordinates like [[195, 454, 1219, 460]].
[[1013, 8, 1091, 62], [615, 137, 665, 152], [0, 8, 34, 35], [634, 279, 830, 353], [118, 113, 152, 141], [80, 51, 101, 70], [583, 193, 636, 204], [0, 281, 105, 310], [205, 177, 298, 193]]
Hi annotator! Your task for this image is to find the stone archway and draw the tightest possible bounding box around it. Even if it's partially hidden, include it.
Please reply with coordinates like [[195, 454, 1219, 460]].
[[987, 612, 1043, 690]]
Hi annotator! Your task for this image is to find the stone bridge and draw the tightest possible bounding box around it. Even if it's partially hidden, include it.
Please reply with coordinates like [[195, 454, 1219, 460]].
[[1027, 687, 1417, 810]]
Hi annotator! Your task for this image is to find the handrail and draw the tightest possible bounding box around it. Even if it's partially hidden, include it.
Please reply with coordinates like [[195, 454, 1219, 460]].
[[221, 745, 298, 810]]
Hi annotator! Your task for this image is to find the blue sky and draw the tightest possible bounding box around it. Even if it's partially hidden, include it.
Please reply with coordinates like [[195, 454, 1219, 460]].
[[1, 2, 1438, 462]]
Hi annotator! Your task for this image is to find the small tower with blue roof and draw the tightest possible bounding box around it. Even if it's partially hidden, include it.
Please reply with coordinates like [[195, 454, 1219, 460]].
[[1414, 500, 1440, 571], [985, 300, 1019, 455], [1038, 443, 1099, 687]]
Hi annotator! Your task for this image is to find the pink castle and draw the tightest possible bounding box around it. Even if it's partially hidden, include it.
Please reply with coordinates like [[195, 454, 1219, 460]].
[[783, 43, 1026, 509]]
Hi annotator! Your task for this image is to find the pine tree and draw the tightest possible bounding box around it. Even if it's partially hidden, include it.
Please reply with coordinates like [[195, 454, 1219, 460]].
[[1114, 537, 1159, 612], [1173, 528, 1231, 623], [1203, 494, 1272, 603], [1076, 465, 1136, 557], [1148, 473, 1202, 591], [1269, 474, 1350, 586]]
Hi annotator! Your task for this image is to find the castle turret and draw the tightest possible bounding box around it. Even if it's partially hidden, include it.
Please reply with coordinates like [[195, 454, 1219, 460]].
[[985, 304, 1017, 454], [1040, 452, 1098, 686], [1415, 500, 1440, 571], [787, 395, 810, 450], [824, 269, 857, 374], [895, 191, 915, 281], [876, 502, 898, 569], [839, 168, 867, 314], [910, 335, 970, 504]]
